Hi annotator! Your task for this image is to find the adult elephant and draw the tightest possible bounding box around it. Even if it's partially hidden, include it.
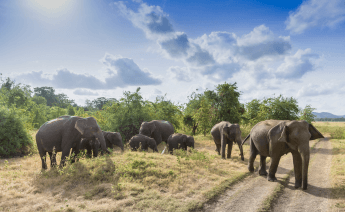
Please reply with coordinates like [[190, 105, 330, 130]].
[[241, 120, 324, 190], [78, 131, 124, 157], [167, 133, 195, 154], [129, 134, 158, 152], [211, 121, 244, 160], [36, 116, 109, 169], [139, 120, 174, 146]]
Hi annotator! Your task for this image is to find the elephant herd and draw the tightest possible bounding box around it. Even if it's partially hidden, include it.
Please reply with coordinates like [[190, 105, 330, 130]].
[[35, 116, 194, 170], [36, 116, 324, 190]]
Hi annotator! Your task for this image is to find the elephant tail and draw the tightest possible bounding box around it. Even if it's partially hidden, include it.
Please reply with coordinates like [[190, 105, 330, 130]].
[[241, 134, 250, 147]]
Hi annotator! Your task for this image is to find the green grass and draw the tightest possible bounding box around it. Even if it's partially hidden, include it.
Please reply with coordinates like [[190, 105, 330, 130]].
[[331, 138, 345, 210]]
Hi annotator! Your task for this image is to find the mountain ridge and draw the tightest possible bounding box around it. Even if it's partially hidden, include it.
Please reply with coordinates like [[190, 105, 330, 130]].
[[312, 112, 345, 118]]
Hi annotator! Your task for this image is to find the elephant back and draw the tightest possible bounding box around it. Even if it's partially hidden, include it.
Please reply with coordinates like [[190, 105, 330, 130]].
[[155, 120, 174, 142]]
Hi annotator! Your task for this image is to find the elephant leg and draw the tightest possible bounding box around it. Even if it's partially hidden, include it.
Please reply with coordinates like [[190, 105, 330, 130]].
[[227, 141, 233, 159], [48, 152, 57, 168], [40, 151, 48, 170], [268, 156, 281, 182], [214, 140, 221, 155], [248, 139, 257, 172], [259, 155, 268, 176], [70, 147, 79, 163], [292, 151, 302, 188], [60, 146, 72, 168], [221, 139, 227, 159]]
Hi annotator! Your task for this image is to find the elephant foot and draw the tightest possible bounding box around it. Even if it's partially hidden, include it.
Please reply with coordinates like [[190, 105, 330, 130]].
[[248, 166, 254, 172], [267, 175, 277, 182], [259, 169, 268, 176], [241, 156, 244, 161], [294, 180, 302, 188], [227, 155, 231, 159], [221, 157, 226, 160]]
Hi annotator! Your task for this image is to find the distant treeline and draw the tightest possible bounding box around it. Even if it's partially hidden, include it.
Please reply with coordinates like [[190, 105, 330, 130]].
[[0, 74, 318, 157], [315, 118, 345, 122]]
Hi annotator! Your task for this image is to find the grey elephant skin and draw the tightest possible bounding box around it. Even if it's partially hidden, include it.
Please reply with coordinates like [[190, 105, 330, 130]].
[[36, 116, 109, 169], [79, 137, 100, 158], [78, 131, 124, 157], [241, 120, 324, 190], [139, 120, 174, 146], [167, 133, 195, 154], [211, 121, 244, 160], [129, 134, 158, 152]]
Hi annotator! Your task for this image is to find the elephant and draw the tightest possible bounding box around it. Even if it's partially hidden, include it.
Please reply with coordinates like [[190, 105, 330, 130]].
[[77, 131, 124, 157], [139, 120, 174, 146], [128, 134, 158, 152], [167, 133, 195, 154], [79, 137, 100, 158], [211, 121, 244, 160], [35, 116, 109, 169], [241, 120, 324, 190]]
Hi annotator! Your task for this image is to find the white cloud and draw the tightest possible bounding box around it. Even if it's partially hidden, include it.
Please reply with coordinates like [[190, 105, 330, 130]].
[[101, 53, 162, 87], [167, 66, 193, 82], [276, 48, 319, 79], [286, 0, 345, 34], [15, 53, 162, 90], [73, 89, 99, 96], [296, 83, 339, 97]]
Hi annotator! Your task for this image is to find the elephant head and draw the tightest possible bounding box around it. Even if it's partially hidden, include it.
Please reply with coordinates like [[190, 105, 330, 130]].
[[145, 138, 158, 152], [268, 120, 324, 190], [223, 123, 244, 160], [103, 131, 124, 151], [75, 117, 109, 154], [139, 121, 156, 137], [185, 135, 195, 149]]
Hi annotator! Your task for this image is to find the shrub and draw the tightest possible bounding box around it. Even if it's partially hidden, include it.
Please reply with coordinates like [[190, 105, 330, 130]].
[[0, 106, 35, 157]]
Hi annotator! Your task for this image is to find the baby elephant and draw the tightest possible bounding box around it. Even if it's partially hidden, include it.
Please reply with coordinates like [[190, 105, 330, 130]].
[[167, 133, 195, 154], [129, 134, 158, 152], [79, 137, 100, 158]]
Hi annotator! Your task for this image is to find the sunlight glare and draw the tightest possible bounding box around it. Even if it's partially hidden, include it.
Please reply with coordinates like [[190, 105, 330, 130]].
[[32, 0, 70, 10]]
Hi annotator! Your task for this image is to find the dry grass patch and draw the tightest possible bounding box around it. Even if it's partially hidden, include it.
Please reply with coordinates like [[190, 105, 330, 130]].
[[0, 131, 252, 212], [330, 138, 345, 210]]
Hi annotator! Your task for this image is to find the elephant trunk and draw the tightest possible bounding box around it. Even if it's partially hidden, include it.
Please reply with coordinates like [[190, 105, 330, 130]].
[[299, 144, 310, 190], [96, 131, 109, 154], [236, 138, 244, 161]]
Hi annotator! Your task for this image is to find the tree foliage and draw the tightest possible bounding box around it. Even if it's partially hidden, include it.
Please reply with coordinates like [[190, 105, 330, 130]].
[[299, 105, 316, 124]]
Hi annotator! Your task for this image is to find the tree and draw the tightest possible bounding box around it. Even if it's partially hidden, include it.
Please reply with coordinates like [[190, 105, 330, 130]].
[[299, 105, 316, 124], [152, 95, 182, 130], [214, 82, 242, 124], [193, 96, 215, 136], [256, 95, 299, 122], [243, 99, 262, 125], [67, 105, 75, 116], [34, 87, 57, 106]]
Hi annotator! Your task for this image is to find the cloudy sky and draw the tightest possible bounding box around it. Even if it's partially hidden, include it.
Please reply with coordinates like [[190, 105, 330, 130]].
[[0, 0, 344, 114]]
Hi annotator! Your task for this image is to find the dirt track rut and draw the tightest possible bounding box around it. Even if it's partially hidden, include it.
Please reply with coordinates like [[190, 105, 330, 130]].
[[201, 138, 332, 212]]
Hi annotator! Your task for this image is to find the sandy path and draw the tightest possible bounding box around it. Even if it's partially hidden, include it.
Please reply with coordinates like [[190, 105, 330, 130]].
[[201, 149, 295, 212], [200, 138, 330, 212], [270, 138, 332, 212]]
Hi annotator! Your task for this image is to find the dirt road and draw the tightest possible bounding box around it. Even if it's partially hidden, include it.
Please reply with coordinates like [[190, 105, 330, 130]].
[[199, 138, 333, 212]]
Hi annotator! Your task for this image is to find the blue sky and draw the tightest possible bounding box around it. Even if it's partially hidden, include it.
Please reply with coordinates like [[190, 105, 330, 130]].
[[0, 0, 344, 114]]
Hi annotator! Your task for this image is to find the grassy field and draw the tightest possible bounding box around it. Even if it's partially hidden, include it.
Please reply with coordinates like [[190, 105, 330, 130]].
[[0, 131, 252, 212], [313, 122, 345, 210], [1, 122, 344, 211]]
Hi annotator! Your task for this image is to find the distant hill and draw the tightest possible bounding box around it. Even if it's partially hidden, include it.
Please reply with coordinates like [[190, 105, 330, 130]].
[[312, 112, 345, 118]]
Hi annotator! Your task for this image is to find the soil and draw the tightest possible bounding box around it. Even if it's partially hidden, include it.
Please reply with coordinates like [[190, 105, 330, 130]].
[[198, 137, 334, 212]]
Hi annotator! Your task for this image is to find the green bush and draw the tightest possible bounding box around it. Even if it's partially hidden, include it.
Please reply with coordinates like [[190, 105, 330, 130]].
[[0, 106, 35, 157]]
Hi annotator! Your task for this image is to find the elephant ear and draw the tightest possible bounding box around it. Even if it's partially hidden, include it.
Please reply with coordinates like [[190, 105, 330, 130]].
[[222, 126, 230, 138], [309, 124, 324, 140], [269, 122, 297, 151], [75, 119, 87, 135], [105, 132, 112, 141], [150, 123, 156, 134]]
